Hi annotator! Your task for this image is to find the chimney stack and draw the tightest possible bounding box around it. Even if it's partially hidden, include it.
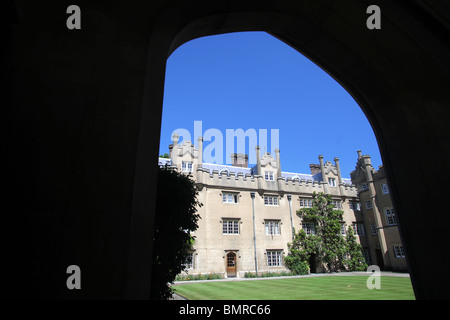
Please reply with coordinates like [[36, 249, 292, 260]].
[[309, 164, 321, 175], [231, 153, 248, 168], [237, 153, 248, 168]]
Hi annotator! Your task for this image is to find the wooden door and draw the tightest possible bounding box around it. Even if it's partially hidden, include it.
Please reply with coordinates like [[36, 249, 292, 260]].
[[226, 252, 236, 277]]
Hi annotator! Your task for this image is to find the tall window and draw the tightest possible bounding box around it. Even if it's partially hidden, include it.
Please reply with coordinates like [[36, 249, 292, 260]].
[[340, 223, 347, 236], [352, 223, 365, 236], [267, 250, 282, 267], [366, 201, 373, 209], [370, 223, 378, 235], [182, 161, 193, 172], [222, 219, 240, 235], [183, 252, 194, 269], [385, 208, 397, 226], [264, 195, 278, 206], [363, 249, 371, 264], [349, 201, 360, 211], [265, 220, 280, 235], [381, 183, 389, 194]]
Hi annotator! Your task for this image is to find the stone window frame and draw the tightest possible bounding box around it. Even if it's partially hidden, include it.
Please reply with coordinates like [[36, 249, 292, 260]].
[[222, 191, 239, 204], [393, 245, 406, 258], [328, 177, 336, 187], [302, 222, 316, 235], [264, 171, 274, 181], [264, 195, 279, 206], [181, 161, 193, 172], [384, 208, 397, 226], [299, 198, 313, 208], [266, 250, 283, 267], [264, 220, 281, 236], [381, 183, 390, 194], [352, 222, 366, 236], [222, 218, 240, 235]]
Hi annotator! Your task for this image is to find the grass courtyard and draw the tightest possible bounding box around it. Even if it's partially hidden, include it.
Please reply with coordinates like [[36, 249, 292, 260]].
[[173, 275, 415, 300]]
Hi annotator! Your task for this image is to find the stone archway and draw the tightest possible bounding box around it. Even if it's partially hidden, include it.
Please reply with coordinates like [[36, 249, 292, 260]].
[[157, 2, 450, 300]]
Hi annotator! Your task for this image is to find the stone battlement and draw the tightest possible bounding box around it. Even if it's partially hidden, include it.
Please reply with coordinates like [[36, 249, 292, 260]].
[[196, 167, 357, 197]]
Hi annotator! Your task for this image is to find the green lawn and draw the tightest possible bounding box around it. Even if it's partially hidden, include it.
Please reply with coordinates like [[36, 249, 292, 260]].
[[173, 276, 415, 300]]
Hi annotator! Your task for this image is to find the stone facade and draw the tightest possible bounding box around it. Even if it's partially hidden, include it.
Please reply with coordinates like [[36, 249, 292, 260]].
[[350, 151, 408, 272], [163, 134, 378, 278]]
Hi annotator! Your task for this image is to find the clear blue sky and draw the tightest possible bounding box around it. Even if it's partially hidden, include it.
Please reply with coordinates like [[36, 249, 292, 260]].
[[159, 31, 382, 179]]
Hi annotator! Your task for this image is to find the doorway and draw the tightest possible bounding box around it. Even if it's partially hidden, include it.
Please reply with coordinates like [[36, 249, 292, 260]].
[[226, 252, 237, 277], [375, 249, 385, 271], [309, 254, 317, 273]]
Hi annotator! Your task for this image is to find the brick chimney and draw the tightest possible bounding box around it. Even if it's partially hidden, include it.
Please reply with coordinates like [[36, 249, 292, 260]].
[[309, 164, 321, 175], [231, 153, 248, 168]]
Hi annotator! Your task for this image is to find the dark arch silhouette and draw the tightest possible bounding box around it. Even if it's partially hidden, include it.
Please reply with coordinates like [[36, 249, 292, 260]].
[[4, 0, 450, 299]]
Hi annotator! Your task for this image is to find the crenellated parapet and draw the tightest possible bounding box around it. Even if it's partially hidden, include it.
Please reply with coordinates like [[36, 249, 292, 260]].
[[195, 166, 358, 198], [168, 133, 358, 199]]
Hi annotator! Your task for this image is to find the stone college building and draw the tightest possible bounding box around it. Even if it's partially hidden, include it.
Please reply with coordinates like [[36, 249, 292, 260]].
[[160, 134, 407, 278]]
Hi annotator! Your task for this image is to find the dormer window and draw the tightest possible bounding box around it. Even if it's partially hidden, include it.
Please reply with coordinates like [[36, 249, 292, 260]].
[[264, 171, 274, 181], [182, 161, 193, 172], [328, 178, 336, 187]]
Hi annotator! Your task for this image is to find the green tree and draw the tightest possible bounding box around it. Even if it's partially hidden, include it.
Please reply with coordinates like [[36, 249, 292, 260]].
[[284, 229, 312, 275], [297, 192, 347, 272], [159, 152, 170, 158], [151, 167, 202, 299], [345, 225, 368, 271], [286, 192, 367, 274]]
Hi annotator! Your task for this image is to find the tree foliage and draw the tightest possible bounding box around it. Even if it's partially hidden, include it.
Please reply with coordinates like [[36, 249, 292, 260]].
[[345, 225, 368, 271], [151, 167, 202, 299], [285, 192, 367, 274], [284, 229, 313, 275]]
